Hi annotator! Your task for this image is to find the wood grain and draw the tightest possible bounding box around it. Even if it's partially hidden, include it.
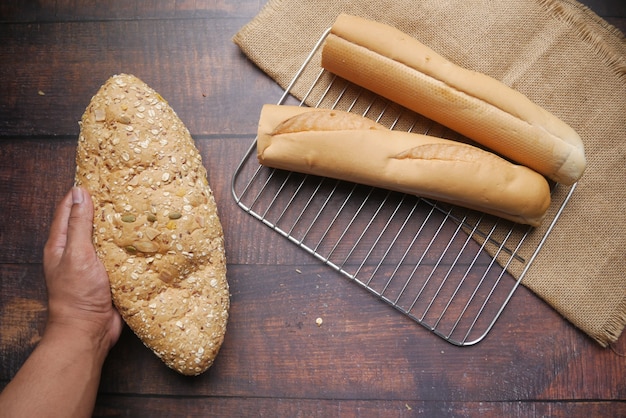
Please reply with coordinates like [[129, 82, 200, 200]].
[[0, 20, 282, 136], [1, 1, 624, 417]]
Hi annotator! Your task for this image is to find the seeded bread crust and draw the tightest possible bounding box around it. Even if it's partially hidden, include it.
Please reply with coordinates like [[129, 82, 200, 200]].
[[75, 74, 229, 376]]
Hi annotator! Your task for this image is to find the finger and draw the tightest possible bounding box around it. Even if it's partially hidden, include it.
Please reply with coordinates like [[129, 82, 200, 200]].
[[65, 187, 95, 255], [43, 188, 74, 267]]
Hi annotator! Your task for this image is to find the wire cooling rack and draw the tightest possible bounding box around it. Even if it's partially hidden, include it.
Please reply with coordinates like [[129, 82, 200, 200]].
[[231, 29, 577, 346]]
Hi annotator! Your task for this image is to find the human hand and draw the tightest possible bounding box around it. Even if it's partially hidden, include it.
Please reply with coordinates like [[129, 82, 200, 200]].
[[0, 188, 123, 417], [43, 186, 123, 356]]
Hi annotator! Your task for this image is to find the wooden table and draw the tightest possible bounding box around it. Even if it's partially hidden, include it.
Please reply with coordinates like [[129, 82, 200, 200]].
[[1, 1, 625, 416]]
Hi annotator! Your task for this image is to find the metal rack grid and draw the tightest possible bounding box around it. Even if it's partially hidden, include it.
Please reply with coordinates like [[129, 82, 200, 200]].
[[231, 29, 576, 346]]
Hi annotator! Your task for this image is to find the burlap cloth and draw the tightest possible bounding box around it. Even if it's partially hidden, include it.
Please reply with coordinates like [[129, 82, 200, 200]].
[[233, 0, 626, 347]]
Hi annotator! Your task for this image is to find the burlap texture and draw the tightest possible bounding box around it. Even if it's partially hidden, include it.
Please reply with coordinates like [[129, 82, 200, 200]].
[[233, 0, 626, 347]]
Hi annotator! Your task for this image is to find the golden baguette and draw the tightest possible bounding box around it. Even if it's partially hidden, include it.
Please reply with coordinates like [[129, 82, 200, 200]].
[[321, 14, 586, 185], [257, 104, 551, 227]]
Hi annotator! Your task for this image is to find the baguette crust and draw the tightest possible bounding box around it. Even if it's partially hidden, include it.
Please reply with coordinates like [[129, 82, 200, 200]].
[[75, 74, 229, 376], [257, 105, 551, 227], [321, 14, 586, 185]]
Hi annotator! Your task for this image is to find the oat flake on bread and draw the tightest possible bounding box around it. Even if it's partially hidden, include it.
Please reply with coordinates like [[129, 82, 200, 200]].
[[75, 73, 229, 376]]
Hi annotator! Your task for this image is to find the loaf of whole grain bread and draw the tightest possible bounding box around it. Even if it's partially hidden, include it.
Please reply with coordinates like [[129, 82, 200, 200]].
[[75, 74, 229, 376]]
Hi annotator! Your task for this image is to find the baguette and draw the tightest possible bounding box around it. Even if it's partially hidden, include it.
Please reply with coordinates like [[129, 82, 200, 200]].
[[257, 104, 551, 227], [75, 74, 229, 376], [321, 14, 586, 185]]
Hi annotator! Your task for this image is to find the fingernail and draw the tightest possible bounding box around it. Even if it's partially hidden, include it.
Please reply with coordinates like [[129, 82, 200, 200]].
[[72, 187, 84, 204]]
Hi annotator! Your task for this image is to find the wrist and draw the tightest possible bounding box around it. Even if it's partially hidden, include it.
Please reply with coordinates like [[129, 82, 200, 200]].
[[43, 317, 112, 366], [0, 318, 110, 418]]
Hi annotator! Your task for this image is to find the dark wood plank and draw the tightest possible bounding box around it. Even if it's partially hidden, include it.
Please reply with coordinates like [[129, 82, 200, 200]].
[[578, 0, 626, 34], [3, 262, 625, 401], [92, 396, 626, 418], [0, 19, 283, 137], [582, 0, 626, 18], [0, 264, 48, 376], [0, 0, 262, 22]]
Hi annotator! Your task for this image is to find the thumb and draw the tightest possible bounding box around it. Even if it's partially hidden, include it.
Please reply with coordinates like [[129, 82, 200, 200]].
[[65, 187, 95, 253]]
